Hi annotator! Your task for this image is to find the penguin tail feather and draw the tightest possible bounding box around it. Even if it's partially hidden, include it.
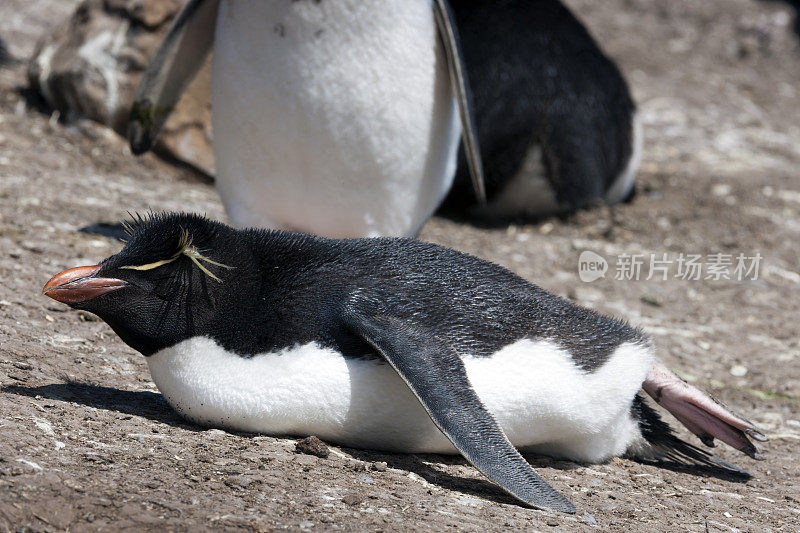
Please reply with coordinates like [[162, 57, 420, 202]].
[[628, 394, 751, 479]]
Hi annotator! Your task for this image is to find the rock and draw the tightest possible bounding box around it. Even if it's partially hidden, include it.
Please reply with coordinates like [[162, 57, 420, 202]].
[[349, 462, 367, 472], [342, 493, 363, 506], [295, 436, 330, 458], [730, 365, 748, 377], [371, 461, 388, 472], [640, 295, 662, 307], [77, 310, 101, 322], [28, 0, 214, 176]]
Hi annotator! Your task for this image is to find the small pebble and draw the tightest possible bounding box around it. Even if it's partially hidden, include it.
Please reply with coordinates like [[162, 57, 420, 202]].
[[350, 462, 367, 472], [295, 436, 329, 458], [77, 310, 100, 322], [640, 295, 662, 307], [729, 365, 748, 377], [371, 461, 387, 472], [342, 493, 363, 506], [225, 475, 254, 489], [712, 183, 732, 196]]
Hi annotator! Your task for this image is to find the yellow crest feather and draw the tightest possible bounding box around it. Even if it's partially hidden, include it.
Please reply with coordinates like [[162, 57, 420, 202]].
[[120, 227, 234, 282]]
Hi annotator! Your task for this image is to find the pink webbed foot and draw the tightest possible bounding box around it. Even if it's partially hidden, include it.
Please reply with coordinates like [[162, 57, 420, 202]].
[[643, 360, 767, 459]]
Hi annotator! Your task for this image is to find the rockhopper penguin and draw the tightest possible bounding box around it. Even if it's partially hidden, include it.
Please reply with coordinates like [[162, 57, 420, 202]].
[[43, 213, 766, 513], [128, 0, 640, 237]]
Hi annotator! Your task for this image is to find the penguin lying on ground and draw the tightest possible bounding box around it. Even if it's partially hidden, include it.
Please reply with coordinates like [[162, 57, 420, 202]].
[[43, 213, 765, 513], [128, 0, 639, 237]]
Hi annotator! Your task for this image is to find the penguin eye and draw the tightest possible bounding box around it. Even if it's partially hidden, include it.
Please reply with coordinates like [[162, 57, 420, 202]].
[[120, 228, 234, 282]]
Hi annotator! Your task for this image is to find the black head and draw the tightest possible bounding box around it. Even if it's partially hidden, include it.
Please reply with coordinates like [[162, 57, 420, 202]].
[[43, 213, 259, 355]]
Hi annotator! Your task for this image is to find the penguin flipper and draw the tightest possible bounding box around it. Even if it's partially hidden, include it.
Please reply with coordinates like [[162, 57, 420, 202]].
[[433, 0, 487, 205], [128, 0, 220, 155], [342, 302, 575, 513]]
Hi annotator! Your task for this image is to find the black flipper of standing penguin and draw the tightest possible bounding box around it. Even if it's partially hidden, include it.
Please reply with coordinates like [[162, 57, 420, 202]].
[[129, 0, 219, 155], [433, 0, 486, 204]]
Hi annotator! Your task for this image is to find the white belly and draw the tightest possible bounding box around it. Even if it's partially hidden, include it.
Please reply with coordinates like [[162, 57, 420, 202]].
[[211, 0, 460, 237], [146, 336, 653, 463]]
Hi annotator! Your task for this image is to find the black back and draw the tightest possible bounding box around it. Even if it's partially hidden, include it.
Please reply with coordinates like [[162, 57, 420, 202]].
[[442, 0, 636, 212], [78, 213, 645, 369]]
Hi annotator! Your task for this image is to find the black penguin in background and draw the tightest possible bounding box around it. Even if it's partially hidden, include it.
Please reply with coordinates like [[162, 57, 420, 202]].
[[443, 0, 639, 218], [43, 213, 764, 513]]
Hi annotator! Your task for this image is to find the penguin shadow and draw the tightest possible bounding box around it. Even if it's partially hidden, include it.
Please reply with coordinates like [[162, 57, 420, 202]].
[[14, 85, 53, 116], [342, 448, 582, 507], [435, 206, 561, 231], [632, 457, 752, 483], [79, 222, 129, 241], [435, 190, 637, 232], [2, 380, 194, 430]]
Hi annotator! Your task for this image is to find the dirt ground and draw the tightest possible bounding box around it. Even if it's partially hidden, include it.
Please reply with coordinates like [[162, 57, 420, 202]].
[[1, 1, 799, 531]]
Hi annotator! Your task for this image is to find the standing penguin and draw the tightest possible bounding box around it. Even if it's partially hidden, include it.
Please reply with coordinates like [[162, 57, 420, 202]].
[[443, 0, 641, 218], [130, 0, 484, 237], [128, 0, 639, 237], [43, 213, 765, 513]]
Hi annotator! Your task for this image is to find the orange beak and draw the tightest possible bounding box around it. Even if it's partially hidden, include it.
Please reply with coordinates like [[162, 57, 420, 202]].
[[42, 265, 128, 304]]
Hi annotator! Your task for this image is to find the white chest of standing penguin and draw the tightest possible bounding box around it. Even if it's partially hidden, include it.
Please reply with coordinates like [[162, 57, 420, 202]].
[[212, 0, 461, 236], [129, 0, 640, 237]]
